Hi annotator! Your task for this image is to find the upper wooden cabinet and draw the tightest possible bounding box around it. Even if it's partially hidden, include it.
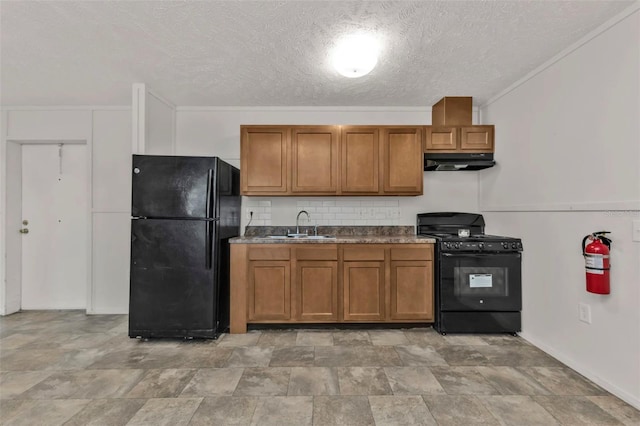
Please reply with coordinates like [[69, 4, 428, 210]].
[[425, 125, 494, 153], [341, 126, 379, 194], [291, 126, 339, 194], [432, 97, 472, 126], [240, 126, 289, 194], [460, 126, 494, 151], [381, 127, 423, 194], [425, 96, 495, 154], [240, 125, 424, 196]]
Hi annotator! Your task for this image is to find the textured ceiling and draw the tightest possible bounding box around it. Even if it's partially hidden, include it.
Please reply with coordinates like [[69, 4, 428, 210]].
[[0, 1, 633, 107]]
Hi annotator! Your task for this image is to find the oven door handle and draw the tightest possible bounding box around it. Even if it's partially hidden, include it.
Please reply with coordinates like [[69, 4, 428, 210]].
[[442, 252, 521, 258]]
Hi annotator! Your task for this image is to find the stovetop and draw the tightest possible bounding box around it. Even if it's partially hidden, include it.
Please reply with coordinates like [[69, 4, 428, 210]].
[[416, 212, 523, 252]]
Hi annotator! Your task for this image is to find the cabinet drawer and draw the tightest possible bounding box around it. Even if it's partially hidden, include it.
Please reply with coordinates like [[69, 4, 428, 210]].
[[390, 246, 433, 261], [343, 247, 385, 261], [296, 246, 338, 260], [248, 246, 291, 260]]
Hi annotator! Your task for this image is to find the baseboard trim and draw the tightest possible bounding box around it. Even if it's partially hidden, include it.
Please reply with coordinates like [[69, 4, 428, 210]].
[[86, 309, 128, 315], [519, 331, 640, 410]]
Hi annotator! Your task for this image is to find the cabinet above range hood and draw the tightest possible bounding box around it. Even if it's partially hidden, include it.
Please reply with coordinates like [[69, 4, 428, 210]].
[[424, 152, 495, 171]]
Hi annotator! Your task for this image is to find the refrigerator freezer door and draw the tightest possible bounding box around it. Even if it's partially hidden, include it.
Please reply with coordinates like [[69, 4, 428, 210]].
[[216, 161, 242, 239], [129, 218, 219, 338], [132, 155, 217, 219]]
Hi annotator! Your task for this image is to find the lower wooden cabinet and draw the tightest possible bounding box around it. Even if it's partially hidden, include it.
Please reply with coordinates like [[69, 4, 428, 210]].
[[248, 260, 290, 321], [343, 261, 385, 321], [296, 260, 338, 321], [390, 260, 433, 320], [231, 243, 434, 333], [389, 247, 434, 321]]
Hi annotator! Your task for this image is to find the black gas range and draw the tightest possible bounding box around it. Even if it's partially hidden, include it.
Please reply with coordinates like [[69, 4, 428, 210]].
[[417, 212, 523, 335]]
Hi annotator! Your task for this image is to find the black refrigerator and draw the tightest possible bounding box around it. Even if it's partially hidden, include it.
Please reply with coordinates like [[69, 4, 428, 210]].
[[129, 155, 240, 339]]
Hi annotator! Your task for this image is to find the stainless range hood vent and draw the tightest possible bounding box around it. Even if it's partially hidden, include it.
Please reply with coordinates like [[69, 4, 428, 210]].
[[424, 153, 495, 171]]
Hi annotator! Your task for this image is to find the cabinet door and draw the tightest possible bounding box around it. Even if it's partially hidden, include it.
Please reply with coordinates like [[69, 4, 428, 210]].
[[460, 125, 494, 152], [295, 260, 338, 321], [241, 126, 289, 194], [341, 127, 379, 194], [381, 127, 423, 194], [343, 261, 385, 321], [390, 260, 433, 320], [291, 126, 339, 194], [424, 126, 458, 152], [248, 260, 290, 320]]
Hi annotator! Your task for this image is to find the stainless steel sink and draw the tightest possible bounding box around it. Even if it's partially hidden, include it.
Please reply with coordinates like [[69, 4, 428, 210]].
[[266, 235, 336, 240]]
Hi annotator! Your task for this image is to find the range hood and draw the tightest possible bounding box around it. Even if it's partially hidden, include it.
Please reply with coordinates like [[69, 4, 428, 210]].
[[424, 153, 495, 171]]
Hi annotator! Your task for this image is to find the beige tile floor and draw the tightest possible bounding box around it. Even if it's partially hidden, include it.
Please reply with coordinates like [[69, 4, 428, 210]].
[[1, 311, 639, 425]]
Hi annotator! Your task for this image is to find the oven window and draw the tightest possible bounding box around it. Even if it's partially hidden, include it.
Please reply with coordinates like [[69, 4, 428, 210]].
[[440, 252, 522, 311], [454, 267, 508, 297]]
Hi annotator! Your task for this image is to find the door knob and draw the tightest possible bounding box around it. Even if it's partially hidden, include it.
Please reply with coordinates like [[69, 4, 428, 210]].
[[22, 220, 29, 225], [19, 228, 29, 234]]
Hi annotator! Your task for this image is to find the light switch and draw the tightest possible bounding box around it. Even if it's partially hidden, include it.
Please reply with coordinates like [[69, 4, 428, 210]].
[[633, 220, 640, 242]]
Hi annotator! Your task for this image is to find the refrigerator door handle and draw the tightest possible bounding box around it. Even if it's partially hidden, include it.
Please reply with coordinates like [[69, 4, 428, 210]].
[[206, 169, 214, 219], [206, 220, 213, 269]]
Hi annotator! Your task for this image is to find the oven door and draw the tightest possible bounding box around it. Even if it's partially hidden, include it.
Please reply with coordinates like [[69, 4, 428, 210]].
[[439, 252, 521, 311]]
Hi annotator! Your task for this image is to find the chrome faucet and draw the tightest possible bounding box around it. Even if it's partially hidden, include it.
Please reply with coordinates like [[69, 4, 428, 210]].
[[296, 210, 310, 235]]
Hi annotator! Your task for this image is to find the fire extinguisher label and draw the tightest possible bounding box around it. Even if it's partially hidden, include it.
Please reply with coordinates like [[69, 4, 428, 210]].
[[585, 254, 604, 269], [587, 269, 604, 275]]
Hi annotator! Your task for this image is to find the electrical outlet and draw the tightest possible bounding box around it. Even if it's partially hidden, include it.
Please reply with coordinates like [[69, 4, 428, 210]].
[[579, 303, 592, 324], [245, 209, 253, 220]]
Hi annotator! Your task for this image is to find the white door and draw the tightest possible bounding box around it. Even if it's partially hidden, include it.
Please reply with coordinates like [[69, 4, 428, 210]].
[[21, 144, 88, 309]]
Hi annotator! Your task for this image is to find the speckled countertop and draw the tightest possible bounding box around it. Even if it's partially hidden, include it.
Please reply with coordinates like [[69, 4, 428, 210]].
[[230, 226, 436, 244]]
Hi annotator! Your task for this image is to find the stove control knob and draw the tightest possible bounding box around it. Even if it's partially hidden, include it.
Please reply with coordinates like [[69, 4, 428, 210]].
[[512, 242, 517, 249], [502, 242, 509, 249], [478, 243, 484, 250], [455, 243, 461, 249]]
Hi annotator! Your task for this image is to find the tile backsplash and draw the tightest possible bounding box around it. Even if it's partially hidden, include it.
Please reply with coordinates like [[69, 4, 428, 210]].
[[243, 199, 272, 226], [296, 200, 400, 226], [242, 199, 400, 226]]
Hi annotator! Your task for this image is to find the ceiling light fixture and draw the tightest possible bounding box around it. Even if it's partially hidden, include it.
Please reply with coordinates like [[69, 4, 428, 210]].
[[332, 34, 380, 78]]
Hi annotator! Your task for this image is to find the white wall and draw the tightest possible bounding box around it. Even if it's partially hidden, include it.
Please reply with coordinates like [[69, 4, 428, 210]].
[[91, 109, 132, 313], [176, 108, 483, 229], [132, 84, 176, 156], [1, 109, 92, 315], [1, 105, 478, 316], [4, 142, 22, 313], [145, 92, 175, 155], [480, 8, 640, 408], [0, 107, 131, 315]]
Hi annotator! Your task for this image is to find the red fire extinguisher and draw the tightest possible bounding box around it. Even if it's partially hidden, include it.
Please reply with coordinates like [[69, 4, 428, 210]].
[[582, 231, 612, 294]]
